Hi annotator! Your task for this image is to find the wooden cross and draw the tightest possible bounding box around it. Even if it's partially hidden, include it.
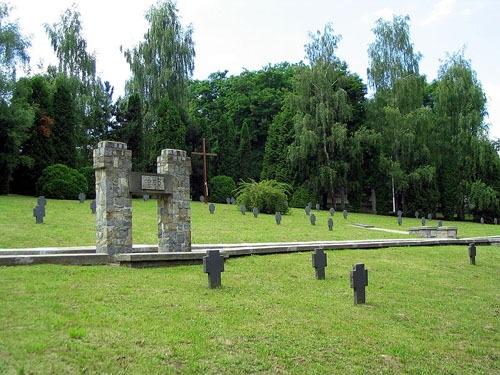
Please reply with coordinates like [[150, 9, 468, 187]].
[[312, 248, 327, 280], [350, 263, 368, 304], [203, 250, 225, 288], [192, 138, 217, 204]]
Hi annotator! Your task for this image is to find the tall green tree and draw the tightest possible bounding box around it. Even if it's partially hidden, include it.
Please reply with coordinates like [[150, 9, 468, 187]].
[[238, 121, 252, 181]]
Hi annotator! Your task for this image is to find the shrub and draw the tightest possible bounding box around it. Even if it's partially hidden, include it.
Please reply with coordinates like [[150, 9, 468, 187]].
[[208, 175, 236, 203], [36, 164, 88, 200], [78, 166, 96, 198], [289, 186, 322, 209], [236, 179, 290, 214]]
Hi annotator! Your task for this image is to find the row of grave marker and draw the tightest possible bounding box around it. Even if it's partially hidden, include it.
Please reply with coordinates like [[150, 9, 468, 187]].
[[203, 244, 480, 303]]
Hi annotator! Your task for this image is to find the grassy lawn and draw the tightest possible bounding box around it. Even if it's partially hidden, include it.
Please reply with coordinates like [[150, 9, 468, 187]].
[[0, 245, 499, 374], [0, 195, 499, 248]]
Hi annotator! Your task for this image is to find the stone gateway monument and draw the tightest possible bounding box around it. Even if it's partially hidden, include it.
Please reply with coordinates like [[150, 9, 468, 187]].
[[93, 141, 191, 255]]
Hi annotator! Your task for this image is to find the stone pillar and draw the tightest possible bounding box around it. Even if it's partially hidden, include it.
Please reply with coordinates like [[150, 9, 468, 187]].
[[157, 149, 191, 252], [93, 141, 132, 255]]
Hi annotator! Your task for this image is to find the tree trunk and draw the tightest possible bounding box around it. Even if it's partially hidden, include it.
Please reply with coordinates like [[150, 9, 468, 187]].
[[371, 188, 377, 215]]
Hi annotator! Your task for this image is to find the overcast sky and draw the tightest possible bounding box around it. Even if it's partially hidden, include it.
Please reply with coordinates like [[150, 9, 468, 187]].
[[11, 0, 500, 139]]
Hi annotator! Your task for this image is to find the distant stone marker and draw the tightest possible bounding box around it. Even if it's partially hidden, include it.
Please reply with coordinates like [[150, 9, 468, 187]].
[[226, 197, 231, 204], [328, 218, 333, 231], [343, 210, 348, 220], [468, 243, 476, 265], [305, 206, 311, 216], [90, 199, 96, 214], [329, 208, 335, 216], [312, 248, 327, 280], [143, 194, 150, 202], [421, 217, 426, 226], [397, 216, 402, 226], [78, 193, 86, 203], [414, 211, 419, 219], [203, 250, 224, 288], [253, 207, 259, 218], [33, 205, 45, 224], [438, 220, 443, 227], [275, 212, 282, 225], [209, 203, 215, 214], [230, 197, 236, 205], [316, 204, 320, 212], [200, 195, 205, 203], [428, 213, 432, 220], [310, 213, 316, 226], [495, 218, 498, 225], [350, 263, 368, 304], [480, 217, 484, 225], [240, 205, 246, 215]]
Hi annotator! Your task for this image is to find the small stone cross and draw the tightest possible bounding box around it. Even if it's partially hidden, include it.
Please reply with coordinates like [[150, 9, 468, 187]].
[[312, 248, 327, 280], [230, 197, 236, 205], [310, 213, 316, 226], [143, 194, 150, 202], [209, 203, 215, 214], [90, 200, 96, 214], [226, 197, 231, 204], [438, 220, 443, 227], [495, 218, 498, 225], [305, 206, 311, 216], [253, 207, 259, 218], [328, 218, 333, 231], [428, 213, 432, 220], [468, 243, 476, 265], [343, 210, 348, 220], [480, 217, 484, 224], [316, 204, 320, 211], [203, 250, 225, 288], [414, 211, 419, 219], [329, 208, 335, 216], [78, 193, 86, 203], [240, 205, 246, 215], [33, 205, 45, 224], [397, 216, 402, 226], [200, 195, 205, 203], [421, 217, 426, 226], [275, 212, 282, 225], [350, 263, 368, 304]]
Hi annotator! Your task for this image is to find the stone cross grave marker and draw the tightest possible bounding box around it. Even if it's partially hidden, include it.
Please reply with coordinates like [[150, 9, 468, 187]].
[[312, 248, 327, 280], [90, 199, 96, 214], [200, 195, 204, 203], [397, 216, 402, 226], [209, 203, 215, 214], [226, 197, 231, 204], [480, 217, 484, 224], [78, 193, 86, 203], [230, 197, 236, 205], [240, 205, 246, 215], [253, 207, 259, 218], [305, 206, 311, 216], [343, 210, 348, 220], [415, 211, 419, 219], [316, 204, 320, 212], [350, 263, 368, 304], [275, 212, 282, 225], [310, 213, 316, 226], [468, 243, 476, 265], [329, 207, 335, 216], [495, 218, 498, 225], [143, 194, 150, 202], [203, 250, 225, 288], [428, 213, 432, 220], [438, 220, 443, 227], [328, 218, 333, 231], [33, 205, 45, 224], [421, 217, 426, 226]]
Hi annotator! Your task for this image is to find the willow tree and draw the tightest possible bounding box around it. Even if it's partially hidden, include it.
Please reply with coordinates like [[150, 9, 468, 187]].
[[122, 0, 195, 123], [289, 24, 368, 208]]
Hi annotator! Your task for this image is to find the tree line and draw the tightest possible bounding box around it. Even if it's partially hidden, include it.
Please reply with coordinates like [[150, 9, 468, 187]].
[[1, 2, 499, 220]]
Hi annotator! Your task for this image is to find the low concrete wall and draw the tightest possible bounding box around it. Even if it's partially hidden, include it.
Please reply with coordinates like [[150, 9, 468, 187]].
[[408, 226, 458, 239]]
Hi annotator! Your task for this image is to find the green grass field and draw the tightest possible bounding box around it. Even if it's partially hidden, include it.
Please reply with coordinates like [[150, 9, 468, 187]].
[[0, 195, 499, 248], [1, 246, 499, 374]]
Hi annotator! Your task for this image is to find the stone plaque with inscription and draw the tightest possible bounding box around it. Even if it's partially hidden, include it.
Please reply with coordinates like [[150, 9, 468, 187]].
[[129, 172, 173, 195]]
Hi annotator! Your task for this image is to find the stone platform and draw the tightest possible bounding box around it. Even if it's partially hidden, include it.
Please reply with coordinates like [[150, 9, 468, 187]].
[[1, 236, 499, 267]]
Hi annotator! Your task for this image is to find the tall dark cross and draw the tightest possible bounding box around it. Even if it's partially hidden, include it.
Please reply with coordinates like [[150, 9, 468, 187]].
[[192, 138, 217, 204], [203, 250, 225, 288], [312, 248, 327, 280], [468, 243, 477, 265], [350, 263, 368, 304]]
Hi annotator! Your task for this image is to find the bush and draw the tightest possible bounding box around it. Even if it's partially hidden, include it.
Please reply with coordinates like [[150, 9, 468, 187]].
[[36, 164, 88, 200], [208, 175, 236, 203], [236, 179, 290, 214], [78, 166, 96, 199], [289, 186, 322, 209]]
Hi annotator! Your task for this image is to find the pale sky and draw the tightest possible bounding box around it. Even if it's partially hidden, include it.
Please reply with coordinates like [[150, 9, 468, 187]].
[[11, 0, 500, 139]]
